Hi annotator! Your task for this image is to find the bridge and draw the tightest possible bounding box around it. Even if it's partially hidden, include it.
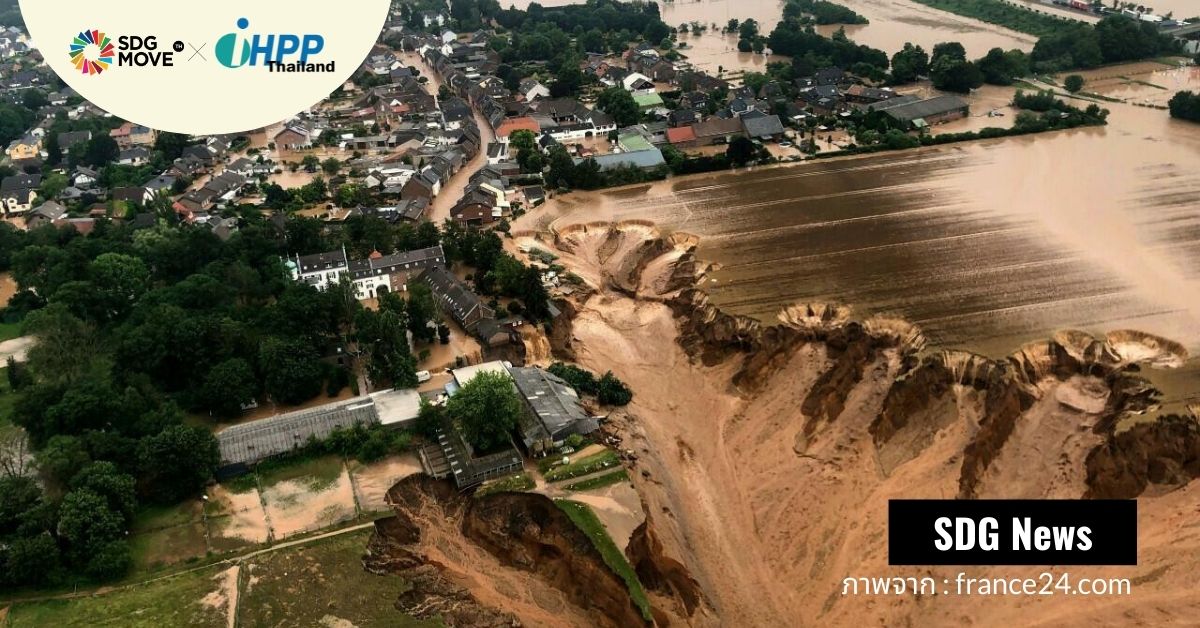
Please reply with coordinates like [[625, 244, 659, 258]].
[[1164, 22, 1200, 37]]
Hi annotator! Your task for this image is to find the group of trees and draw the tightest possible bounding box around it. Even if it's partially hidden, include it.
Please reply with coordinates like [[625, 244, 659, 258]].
[[1168, 91, 1200, 123], [547, 362, 633, 406], [782, 0, 869, 25], [0, 202, 477, 586], [446, 370, 523, 452], [767, 24, 890, 80], [1030, 15, 1179, 72], [441, 222, 553, 320]]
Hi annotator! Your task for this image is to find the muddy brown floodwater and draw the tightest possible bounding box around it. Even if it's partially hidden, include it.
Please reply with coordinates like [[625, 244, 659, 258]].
[[520, 65, 1200, 413], [506, 0, 1035, 60]]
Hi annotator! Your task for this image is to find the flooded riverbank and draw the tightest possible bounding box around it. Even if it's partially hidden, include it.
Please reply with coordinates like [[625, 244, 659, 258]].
[[518, 62, 1200, 411], [507, 0, 1035, 60]]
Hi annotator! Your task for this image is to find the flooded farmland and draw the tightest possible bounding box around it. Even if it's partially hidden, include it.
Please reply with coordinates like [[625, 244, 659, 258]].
[[509, 0, 1035, 61], [520, 64, 1200, 411]]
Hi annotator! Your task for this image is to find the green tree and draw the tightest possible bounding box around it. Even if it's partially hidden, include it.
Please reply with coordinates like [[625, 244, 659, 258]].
[[301, 155, 321, 173], [58, 488, 125, 560], [36, 435, 91, 486], [930, 56, 984, 93], [90, 253, 151, 319], [595, 87, 640, 126], [596, 371, 633, 405], [726, 136, 757, 166], [137, 424, 219, 503], [1064, 74, 1085, 93], [259, 337, 324, 404], [4, 533, 61, 585], [406, 283, 438, 343], [82, 135, 120, 168], [446, 370, 522, 452], [199, 358, 258, 417], [71, 461, 137, 522], [321, 157, 342, 176], [977, 48, 1028, 86]]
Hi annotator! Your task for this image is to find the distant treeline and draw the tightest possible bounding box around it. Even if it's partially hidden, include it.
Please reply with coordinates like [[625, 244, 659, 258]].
[[783, 0, 870, 25]]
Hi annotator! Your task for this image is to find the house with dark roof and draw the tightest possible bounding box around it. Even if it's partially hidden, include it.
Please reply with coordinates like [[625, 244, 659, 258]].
[[691, 117, 746, 145], [741, 114, 786, 141], [509, 366, 601, 455], [876, 95, 969, 130], [420, 266, 495, 333]]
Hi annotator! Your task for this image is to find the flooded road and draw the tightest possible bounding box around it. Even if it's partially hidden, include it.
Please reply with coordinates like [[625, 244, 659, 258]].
[[520, 63, 1200, 410]]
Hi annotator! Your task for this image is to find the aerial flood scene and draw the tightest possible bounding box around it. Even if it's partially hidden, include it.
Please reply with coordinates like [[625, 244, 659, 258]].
[[1, 0, 1199, 626]]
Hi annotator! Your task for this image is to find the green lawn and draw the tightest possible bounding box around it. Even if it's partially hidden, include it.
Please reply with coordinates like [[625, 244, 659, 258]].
[[565, 470, 629, 492], [0, 321, 20, 342], [256, 454, 345, 492], [554, 500, 652, 621], [126, 501, 210, 574], [6, 565, 229, 628], [543, 450, 621, 483], [474, 472, 535, 498], [236, 530, 439, 627], [0, 367, 17, 437]]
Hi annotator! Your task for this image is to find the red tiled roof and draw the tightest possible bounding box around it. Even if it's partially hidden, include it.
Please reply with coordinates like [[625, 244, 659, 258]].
[[666, 126, 697, 144]]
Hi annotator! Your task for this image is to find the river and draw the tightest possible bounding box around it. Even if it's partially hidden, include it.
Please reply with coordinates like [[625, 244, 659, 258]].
[[518, 62, 1200, 412]]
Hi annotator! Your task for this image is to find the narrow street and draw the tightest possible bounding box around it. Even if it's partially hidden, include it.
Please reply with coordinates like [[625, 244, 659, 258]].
[[401, 51, 497, 224]]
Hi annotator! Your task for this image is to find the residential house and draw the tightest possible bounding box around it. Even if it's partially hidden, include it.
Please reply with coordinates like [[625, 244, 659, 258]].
[[56, 130, 92, 155], [117, 145, 151, 166], [71, 166, 99, 188], [741, 114, 786, 141], [274, 124, 317, 151], [5, 134, 41, 160], [691, 117, 746, 145], [420, 265, 495, 333], [579, 148, 666, 172], [509, 366, 601, 455], [518, 78, 550, 101], [665, 125, 699, 149], [877, 95, 969, 130], [25, 200, 67, 229], [342, 244, 447, 300], [109, 122, 156, 147]]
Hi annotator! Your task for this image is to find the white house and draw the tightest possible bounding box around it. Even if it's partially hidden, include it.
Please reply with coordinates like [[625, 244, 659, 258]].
[[287, 245, 447, 300], [622, 72, 656, 95]]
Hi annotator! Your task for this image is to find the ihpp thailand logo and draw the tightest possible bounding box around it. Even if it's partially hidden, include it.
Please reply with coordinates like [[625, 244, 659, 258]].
[[214, 18, 333, 73]]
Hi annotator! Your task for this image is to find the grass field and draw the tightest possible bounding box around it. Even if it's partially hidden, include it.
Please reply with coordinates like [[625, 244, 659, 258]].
[[127, 501, 210, 573], [0, 368, 15, 436], [237, 530, 438, 627], [475, 472, 535, 498], [565, 470, 629, 491], [6, 566, 229, 628], [0, 321, 20, 343], [554, 499, 652, 621], [544, 450, 621, 483], [256, 454, 345, 492]]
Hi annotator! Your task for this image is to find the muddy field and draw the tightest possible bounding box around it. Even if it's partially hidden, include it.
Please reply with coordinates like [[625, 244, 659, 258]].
[[514, 223, 1200, 626]]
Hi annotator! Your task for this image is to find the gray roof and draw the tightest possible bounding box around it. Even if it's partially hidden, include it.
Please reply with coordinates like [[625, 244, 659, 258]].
[[297, 249, 348, 273], [579, 148, 665, 172], [217, 397, 380, 467], [420, 266, 488, 329], [509, 367, 600, 449], [877, 95, 969, 123], [348, 244, 445, 279], [741, 114, 785, 138]]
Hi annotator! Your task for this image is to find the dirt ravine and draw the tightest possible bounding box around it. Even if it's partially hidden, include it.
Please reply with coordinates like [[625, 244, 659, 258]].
[[516, 221, 1200, 627]]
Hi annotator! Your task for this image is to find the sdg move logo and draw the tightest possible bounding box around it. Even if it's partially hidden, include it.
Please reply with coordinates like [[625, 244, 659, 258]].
[[214, 18, 331, 73], [69, 29, 114, 76]]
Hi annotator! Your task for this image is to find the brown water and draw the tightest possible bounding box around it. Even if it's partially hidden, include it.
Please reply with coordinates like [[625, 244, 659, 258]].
[[520, 64, 1200, 410], [507, 0, 1035, 59]]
